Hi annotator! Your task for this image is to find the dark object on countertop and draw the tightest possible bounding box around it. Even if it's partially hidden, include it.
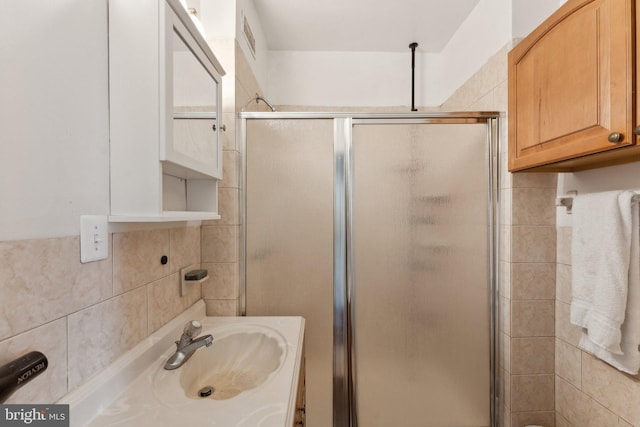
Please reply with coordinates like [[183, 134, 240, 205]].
[[0, 351, 48, 403]]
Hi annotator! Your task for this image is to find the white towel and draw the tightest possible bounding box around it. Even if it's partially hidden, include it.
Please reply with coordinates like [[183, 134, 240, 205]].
[[570, 190, 638, 356]]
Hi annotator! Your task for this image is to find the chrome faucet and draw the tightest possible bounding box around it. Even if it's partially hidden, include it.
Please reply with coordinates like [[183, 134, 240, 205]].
[[164, 320, 213, 370]]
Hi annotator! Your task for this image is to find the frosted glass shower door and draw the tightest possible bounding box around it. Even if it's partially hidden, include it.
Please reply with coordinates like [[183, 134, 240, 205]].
[[350, 123, 491, 427], [245, 119, 334, 427]]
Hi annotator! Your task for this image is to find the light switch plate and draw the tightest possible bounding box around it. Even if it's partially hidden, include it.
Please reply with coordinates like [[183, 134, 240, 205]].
[[80, 215, 108, 263]]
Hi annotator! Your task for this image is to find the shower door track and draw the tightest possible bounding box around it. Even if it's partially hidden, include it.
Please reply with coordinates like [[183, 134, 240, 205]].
[[239, 111, 501, 427]]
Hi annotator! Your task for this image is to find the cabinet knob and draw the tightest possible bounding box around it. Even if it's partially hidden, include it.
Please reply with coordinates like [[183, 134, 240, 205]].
[[608, 132, 623, 143], [212, 124, 226, 132], [634, 125, 640, 136]]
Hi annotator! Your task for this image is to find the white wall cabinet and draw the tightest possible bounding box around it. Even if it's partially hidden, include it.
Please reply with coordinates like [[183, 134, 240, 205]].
[[108, 0, 225, 222]]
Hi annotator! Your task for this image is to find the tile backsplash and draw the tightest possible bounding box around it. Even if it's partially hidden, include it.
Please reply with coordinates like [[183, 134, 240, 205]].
[[555, 225, 640, 426], [0, 226, 201, 403], [198, 39, 264, 317], [0, 236, 112, 341]]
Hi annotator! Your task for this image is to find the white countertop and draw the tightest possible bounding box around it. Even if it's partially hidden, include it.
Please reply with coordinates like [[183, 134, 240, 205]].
[[58, 300, 305, 427]]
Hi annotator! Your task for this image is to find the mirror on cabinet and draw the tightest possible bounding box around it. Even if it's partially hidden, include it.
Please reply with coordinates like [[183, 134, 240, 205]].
[[172, 30, 217, 115], [171, 30, 219, 173], [162, 7, 222, 180]]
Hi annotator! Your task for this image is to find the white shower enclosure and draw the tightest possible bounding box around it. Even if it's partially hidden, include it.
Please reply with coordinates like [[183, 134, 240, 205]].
[[240, 113, 499, 427]]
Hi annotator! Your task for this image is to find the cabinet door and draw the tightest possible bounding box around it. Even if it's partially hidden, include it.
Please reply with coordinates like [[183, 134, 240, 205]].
[[162, 6, 222, 180], [508, 0, 634, 171]]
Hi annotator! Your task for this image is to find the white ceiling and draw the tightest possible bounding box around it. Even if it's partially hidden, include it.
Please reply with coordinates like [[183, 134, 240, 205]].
[[252, 0, 481, 53]]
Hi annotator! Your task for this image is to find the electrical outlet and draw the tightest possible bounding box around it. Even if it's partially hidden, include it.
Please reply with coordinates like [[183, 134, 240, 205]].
[[80, 215, 108, 263]]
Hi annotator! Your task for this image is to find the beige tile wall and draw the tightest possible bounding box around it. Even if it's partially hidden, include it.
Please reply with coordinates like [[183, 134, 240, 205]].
[[504, 115, 558, 426], [555, 226, 639, 426], [505, 116, 558, 425], [200, 37, 272, 316], [443, 42, 558, 427], [461, 37, 640, 427], [0, 225, 201, 402]]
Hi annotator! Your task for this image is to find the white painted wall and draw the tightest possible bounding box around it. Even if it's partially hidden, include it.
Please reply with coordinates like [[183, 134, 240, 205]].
[[438, 0, 566, 101], [236, 0, 269, 93], [512, 0, 567, 39], [436, 0, 511, 106], [0, 0, 110, 241], [199, 0, 269, 95], [263, 0, 568, 108], [198, 0, 236, 38], [267, 50, 438, 107], [264, 0, 513, 107]]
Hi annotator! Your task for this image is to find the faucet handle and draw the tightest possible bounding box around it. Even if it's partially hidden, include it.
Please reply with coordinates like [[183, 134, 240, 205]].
[[183, 320, 202, 339]]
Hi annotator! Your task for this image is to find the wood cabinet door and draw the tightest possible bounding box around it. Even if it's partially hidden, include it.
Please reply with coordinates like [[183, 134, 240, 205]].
[[508, 0, 634, 171]]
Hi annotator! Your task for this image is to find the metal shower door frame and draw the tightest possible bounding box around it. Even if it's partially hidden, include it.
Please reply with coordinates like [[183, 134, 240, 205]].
[[239, 112, 500, 427]]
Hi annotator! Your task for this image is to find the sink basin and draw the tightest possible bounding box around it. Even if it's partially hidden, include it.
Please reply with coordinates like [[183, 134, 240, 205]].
[[152, 323, 287, 405], [178, 331, 284, 400]]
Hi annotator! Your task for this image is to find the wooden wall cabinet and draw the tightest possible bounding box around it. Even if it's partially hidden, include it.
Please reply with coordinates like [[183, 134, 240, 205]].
[[108, 0, 225, 221], [508, 0, 640, 172]]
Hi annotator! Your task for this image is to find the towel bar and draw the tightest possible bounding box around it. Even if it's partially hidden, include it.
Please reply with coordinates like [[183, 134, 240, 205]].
[[557, 190, 640, 214], [556, 190, 578, 214]]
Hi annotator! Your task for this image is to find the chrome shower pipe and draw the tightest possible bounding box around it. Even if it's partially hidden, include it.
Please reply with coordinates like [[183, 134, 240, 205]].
[[255, 93, 276, 112]]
